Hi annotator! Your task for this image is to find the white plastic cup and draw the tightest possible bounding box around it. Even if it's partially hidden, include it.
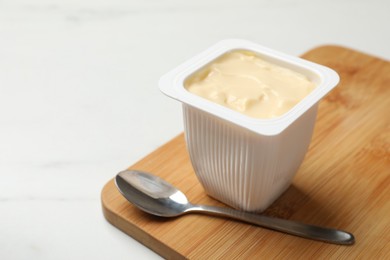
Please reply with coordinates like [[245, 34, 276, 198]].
[[159, 39, 339, 212]]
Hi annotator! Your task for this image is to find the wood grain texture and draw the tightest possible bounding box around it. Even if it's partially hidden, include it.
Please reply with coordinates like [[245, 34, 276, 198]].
[[101, 46, 390, 259]]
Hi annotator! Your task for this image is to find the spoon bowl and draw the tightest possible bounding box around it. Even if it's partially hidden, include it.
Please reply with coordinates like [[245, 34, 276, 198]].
[[115, 170, 189, 217], [115, 170, 355, 245]]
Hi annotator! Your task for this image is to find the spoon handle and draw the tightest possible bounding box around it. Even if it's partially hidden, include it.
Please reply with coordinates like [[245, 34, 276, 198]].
[[188, 205, 354, 245]]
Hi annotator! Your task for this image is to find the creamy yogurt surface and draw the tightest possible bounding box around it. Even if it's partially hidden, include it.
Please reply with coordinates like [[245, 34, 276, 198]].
[[184, 50, 316, 119]]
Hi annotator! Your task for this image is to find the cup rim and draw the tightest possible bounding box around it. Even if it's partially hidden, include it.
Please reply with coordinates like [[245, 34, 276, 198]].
[[159, 39, 339, 136]]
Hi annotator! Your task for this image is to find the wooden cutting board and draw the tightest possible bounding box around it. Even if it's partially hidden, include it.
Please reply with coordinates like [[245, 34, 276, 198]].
[[101, 46, 390, 259]]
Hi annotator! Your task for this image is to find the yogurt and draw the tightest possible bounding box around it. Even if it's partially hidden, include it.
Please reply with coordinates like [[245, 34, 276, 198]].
[[184, 50, 316, 119]]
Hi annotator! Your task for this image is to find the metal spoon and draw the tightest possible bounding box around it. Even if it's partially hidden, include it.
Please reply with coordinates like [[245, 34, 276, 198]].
[[115, 170, 355, 245]]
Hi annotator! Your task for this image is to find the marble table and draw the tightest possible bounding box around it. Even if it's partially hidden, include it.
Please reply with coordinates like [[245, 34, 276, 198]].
[[1, 1, 389, 259]]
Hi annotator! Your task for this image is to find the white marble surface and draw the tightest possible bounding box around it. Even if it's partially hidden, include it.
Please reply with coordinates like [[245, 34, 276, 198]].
[[0, 0, 389, 259]]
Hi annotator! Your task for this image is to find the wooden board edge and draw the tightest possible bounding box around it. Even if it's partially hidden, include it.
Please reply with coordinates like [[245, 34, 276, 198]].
[[300, 44, 347, 60], [101, 179, 187, 260], [301, 44, 390, 63]]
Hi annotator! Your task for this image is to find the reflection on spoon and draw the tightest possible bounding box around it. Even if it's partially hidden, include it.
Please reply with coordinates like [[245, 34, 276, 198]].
[[115, 170, 355, 245]]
